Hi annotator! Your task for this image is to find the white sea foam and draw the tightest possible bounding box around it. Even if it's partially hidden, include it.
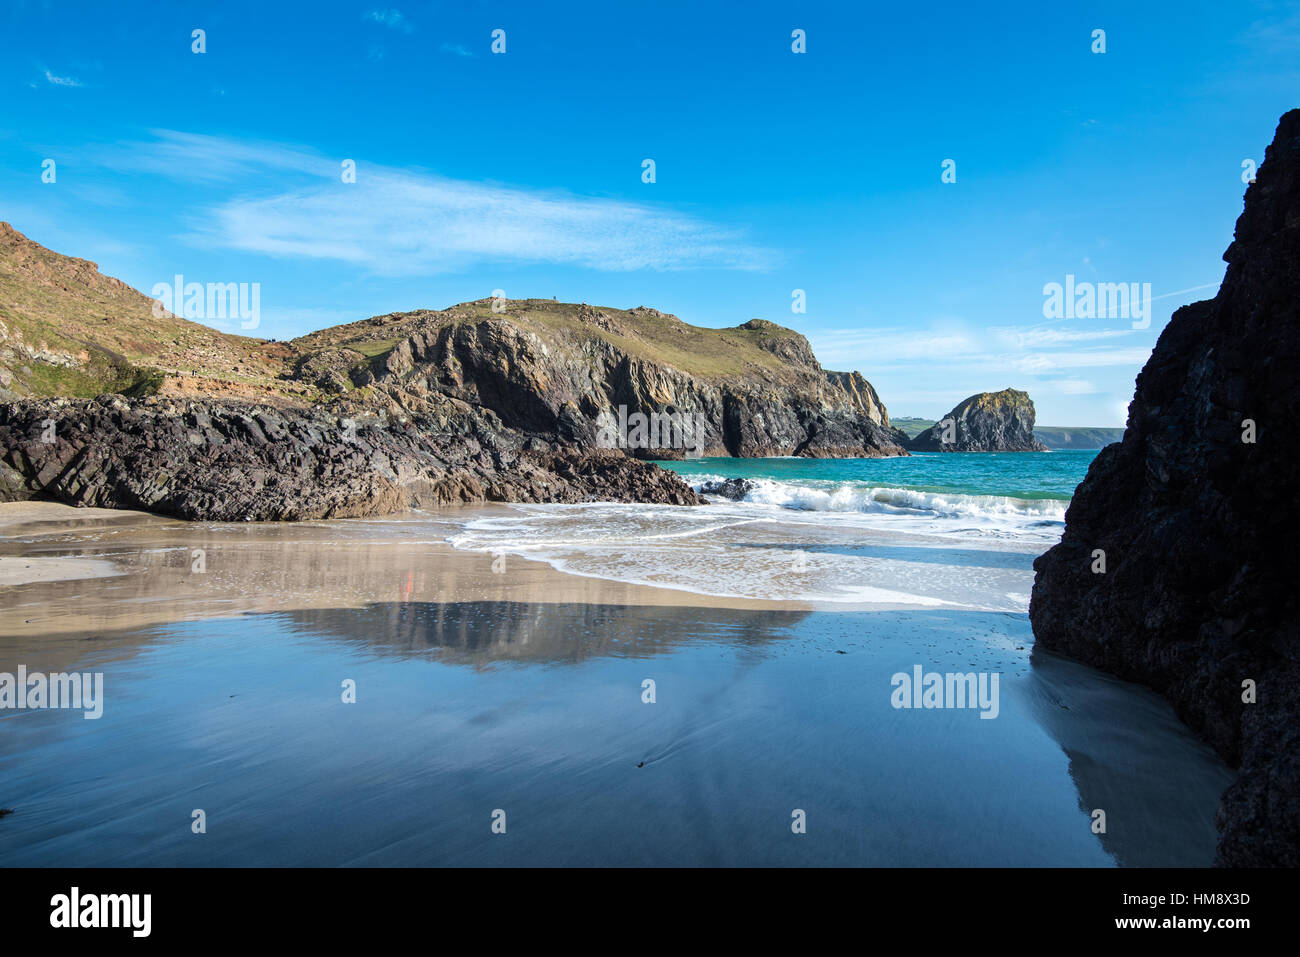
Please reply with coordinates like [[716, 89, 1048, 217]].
[[444, 475, 1066, 609], [697, 477, 1068, 524]]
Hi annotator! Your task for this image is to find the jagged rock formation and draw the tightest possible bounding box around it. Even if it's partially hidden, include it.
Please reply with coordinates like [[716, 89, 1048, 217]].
[[698, 477, 757, 501], [0, 396, 701, 520], [310, 303, 907, 459], [1030, 110, 1300, 866], [1, 221, 905, 467], [907, 388, 1048, 452], [0, 227, 908, 519]]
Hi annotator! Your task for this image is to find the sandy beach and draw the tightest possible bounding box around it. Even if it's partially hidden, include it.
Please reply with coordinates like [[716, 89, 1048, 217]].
[[0, 500, 1233, 866], [0, 500, 799, 638]]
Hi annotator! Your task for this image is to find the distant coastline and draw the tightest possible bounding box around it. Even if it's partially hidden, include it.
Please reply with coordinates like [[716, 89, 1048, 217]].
[[893, 416, 1125, 450]]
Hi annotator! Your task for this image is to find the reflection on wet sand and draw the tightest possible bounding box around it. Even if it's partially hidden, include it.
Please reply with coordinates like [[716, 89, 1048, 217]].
[[280, 600, 809, 664], [0, 502, 811, 645], [1026, 647, 1233, 867], [0, 503, 1233, 867]]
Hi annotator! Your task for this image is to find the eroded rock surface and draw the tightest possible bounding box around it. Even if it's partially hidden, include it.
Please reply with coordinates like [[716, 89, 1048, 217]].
[[0, 395, 702, 520], [907, 389, 1047, 452], [1030, 110, 1300, 866]]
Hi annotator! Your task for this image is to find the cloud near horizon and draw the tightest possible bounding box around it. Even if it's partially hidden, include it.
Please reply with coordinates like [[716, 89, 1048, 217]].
[[110, 131, 773, 275], [810, 323, 1152, 373], [808, 319, 1153, 420]]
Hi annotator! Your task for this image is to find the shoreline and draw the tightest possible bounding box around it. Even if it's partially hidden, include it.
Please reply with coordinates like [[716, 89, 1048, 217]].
[[0, 500, 1236, 867], [0, 501, 824, 642]]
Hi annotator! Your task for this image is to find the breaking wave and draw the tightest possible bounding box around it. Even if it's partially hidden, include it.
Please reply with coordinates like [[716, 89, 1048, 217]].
[[692, 476, 1068, 525]]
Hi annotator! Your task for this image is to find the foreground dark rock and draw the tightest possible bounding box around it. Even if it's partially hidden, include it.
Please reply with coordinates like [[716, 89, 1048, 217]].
[[698, 477, 757, 500], [0, 396, 702, 520], [1030, 109, 1300, 866], [907, 389, 1048, 452]]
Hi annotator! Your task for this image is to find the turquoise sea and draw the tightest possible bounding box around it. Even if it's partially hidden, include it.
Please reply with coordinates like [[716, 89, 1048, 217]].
[[659, 448, 1098, 502]]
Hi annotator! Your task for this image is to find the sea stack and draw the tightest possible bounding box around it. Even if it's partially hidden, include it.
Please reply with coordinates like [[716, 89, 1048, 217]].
[[907, 388, 1048, 451], [1030, 110, 1300, 866]]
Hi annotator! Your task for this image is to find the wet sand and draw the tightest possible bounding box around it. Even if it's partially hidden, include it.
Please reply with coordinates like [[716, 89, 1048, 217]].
[[0, 502, 805, 642], [0, 555, 125, 587], [0, 502, 1233, 866]]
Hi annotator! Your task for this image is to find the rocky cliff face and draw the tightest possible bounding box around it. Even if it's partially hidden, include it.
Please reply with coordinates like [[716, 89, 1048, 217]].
[[907, 388, 1047, 452], [1, 220, 905, 459], [1030, 110, 1300, 866], [0, 228, 905, 519], [317, 303, 906, 460], [0, 395, 701, 520]]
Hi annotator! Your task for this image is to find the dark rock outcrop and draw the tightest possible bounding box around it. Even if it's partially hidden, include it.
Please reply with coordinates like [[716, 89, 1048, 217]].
[[698, 477, 757, 501], [907, 388, 1048, 452], [332, 310, 907, 460], [0, 395, 702, 521], [1030, 110, 1300, 866]]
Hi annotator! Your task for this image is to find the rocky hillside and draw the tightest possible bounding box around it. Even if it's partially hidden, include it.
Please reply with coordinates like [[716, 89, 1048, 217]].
[[906, 388, 1048, 452], [1030, 110, 1300, 866], [890, 416, 937, 438], [1031, 426, 1125, 450], [291, 302, 906, 459], [0, 227, 907, 519], [0, 223, 301, 403], [0, 223, 904, 460]]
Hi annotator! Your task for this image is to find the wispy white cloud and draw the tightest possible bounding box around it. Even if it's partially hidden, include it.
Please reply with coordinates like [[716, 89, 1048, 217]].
[[815, 319, 1152, 374], [1010, 347, 1153, 372], [365, 9, 413, 33], [812, 317, 1150, 423], [93, 131, 327, 183], [43, 70, 83, 87], [440, 42, 473, 57], [1242, 9, 1300, 52], [992, 325, 1136, 349], [810, 325, 980, 365], [107, 131, 773, 275]]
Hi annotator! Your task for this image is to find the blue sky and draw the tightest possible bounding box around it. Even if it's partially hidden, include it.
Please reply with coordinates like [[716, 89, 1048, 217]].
[[2, 1, 1296, 425]]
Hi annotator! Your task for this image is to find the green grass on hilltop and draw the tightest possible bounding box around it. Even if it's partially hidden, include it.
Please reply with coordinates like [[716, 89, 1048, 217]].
[[293, 299, 819, 382], [891, 416, 937, 438]]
